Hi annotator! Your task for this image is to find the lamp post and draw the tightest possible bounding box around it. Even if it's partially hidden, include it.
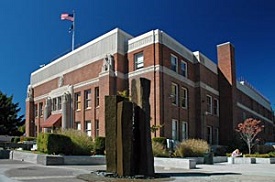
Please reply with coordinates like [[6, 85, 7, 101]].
[[202, 111, 210, 140]]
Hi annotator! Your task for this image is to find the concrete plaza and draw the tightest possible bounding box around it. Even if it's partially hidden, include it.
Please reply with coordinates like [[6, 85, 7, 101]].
[[1, 159, 275, 181]]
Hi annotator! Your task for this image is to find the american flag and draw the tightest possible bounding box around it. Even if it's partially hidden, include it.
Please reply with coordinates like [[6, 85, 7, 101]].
[[61, 13, 74, 21]]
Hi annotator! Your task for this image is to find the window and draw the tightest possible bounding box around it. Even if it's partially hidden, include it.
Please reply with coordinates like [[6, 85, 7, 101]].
[[171, 83, 178, 105], [95, 120, 99, 137], [75, 92, 81, 110], [170, 54, 178, 72], [52, 98, 57, 111], [57, 97, 62, 110], [180, 60, 187, 77], [39, 103, 43, 117], [180, 87, 188, 108], [206, 95, 212, 114], [85, 121, 91, 137], [207, 126, 213, 144], [181, 121, 188, 141], [134, 52, 144, 70], [75, 122, 81, 130], [213, 99, 219, 116], [52, 97, 61, 111], [84, 89, 91, 109], [95, 87, 99, 107], [34, 104, 38, 117], [172, 119, 178, 140], [214, 128, 219, 145]]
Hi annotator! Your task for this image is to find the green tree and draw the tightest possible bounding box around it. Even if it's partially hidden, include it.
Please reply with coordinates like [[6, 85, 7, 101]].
[[235, 118, 264, 154], [0, 91, 24, 135]]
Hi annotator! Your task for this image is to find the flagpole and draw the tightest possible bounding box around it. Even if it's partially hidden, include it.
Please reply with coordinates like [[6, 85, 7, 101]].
[[72, 10, 75, 51]]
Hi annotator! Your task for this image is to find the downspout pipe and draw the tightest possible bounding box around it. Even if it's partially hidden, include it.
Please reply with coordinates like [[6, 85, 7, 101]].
[[153, 30, 157, 138]]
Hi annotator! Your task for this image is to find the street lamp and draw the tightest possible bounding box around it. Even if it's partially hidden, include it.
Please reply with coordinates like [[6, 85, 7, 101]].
[[202, 111, 210, 140]]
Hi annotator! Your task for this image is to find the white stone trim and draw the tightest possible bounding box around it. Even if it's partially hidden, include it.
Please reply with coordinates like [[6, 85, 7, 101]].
[[115, 71, 127, 80], [237, 102, 273, 125], [217, 42, 231, 47], [193, 51, 218, 74], [162, 66, 195, 87], [195, 82, 219, 96], [48, 85, 71, 98], [128, 30, 155, 52], [74, 78, 99, 89], [34, 94, 48, 102], [128, 65, 219, 96], [160, 31, 194, 63], [31, 28, 132, 86], [128, 65, 156, 78], [128, 29, 194, 64]]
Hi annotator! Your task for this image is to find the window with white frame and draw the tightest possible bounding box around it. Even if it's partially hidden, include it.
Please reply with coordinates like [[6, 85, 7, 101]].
[[39, 103, 43, 117], [95, 87, 99, 107], [213, 98, 219, 116], [134, 52, 144, 70], [75, 122, 81, 130], [170, 54, 178, 72], [85, 120, 91, 137], [57, 97, 62, 110], [52, 98, 57, 111], [75, 92, 81, 111], [207, 126, 213, 144], [171, 83, 178, 105], [172, 119, 178, 140], [84, 89, 91, 109], [52, 97, 62, 111], [206, 95, 212, 114], [180, 60, 187, 77], [95, 119, 99, 137], [181, 121, 188, 141], [180, 87, 188, 108], [35, 104, 38, 117]]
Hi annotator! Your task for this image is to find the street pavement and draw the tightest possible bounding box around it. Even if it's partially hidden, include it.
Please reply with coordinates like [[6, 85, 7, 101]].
[[1, 159, 275, 181]]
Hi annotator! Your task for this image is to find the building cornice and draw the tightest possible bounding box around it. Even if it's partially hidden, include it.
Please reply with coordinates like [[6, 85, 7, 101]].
[[128, 65, 219, 96], [31, 28, 132, 86]]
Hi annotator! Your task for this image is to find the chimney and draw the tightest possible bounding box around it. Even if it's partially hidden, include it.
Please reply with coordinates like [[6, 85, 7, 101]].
[[217, 42, 236, 86], [217, 42, 237, 145]]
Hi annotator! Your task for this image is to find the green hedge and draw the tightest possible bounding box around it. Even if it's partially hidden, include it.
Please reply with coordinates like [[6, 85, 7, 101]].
[[94, 137, 105, 155], [37, 133, 73, 155], [57, 129, 94, 155], [11, 137, 20, 143], [20, 136, 36, 142]]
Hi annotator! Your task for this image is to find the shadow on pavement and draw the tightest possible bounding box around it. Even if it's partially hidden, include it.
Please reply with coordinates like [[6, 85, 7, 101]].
[[158, 172, 241, 177]]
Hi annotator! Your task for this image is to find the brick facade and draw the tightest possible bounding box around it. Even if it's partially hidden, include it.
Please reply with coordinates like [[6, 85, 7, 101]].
[[25, 28, 275, 145]]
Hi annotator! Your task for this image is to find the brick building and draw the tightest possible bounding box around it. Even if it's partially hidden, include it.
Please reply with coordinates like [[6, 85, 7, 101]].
[[25, 28, 275, 145]]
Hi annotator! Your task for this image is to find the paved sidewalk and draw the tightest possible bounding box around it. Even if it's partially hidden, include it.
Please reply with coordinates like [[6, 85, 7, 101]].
[[153, 163, 275, 181], [1, 160, 275, 181]]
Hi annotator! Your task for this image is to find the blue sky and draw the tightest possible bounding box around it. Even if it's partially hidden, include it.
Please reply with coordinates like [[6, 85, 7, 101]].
[[0, 0, 274, 117]]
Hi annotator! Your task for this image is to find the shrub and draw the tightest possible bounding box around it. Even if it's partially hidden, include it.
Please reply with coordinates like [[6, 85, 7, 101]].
[[57, 129, 94, 155], [152, 137, 167, 147], [244, 151, 275, 158], [11, 136, 20, 143], [174, 139, 209, 157], [152, 141, 169, 157], [20, 136, 36, 142], [252, 145, 275, 154], [37, 133, 73, 155], [94, 137, 105, 155]]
